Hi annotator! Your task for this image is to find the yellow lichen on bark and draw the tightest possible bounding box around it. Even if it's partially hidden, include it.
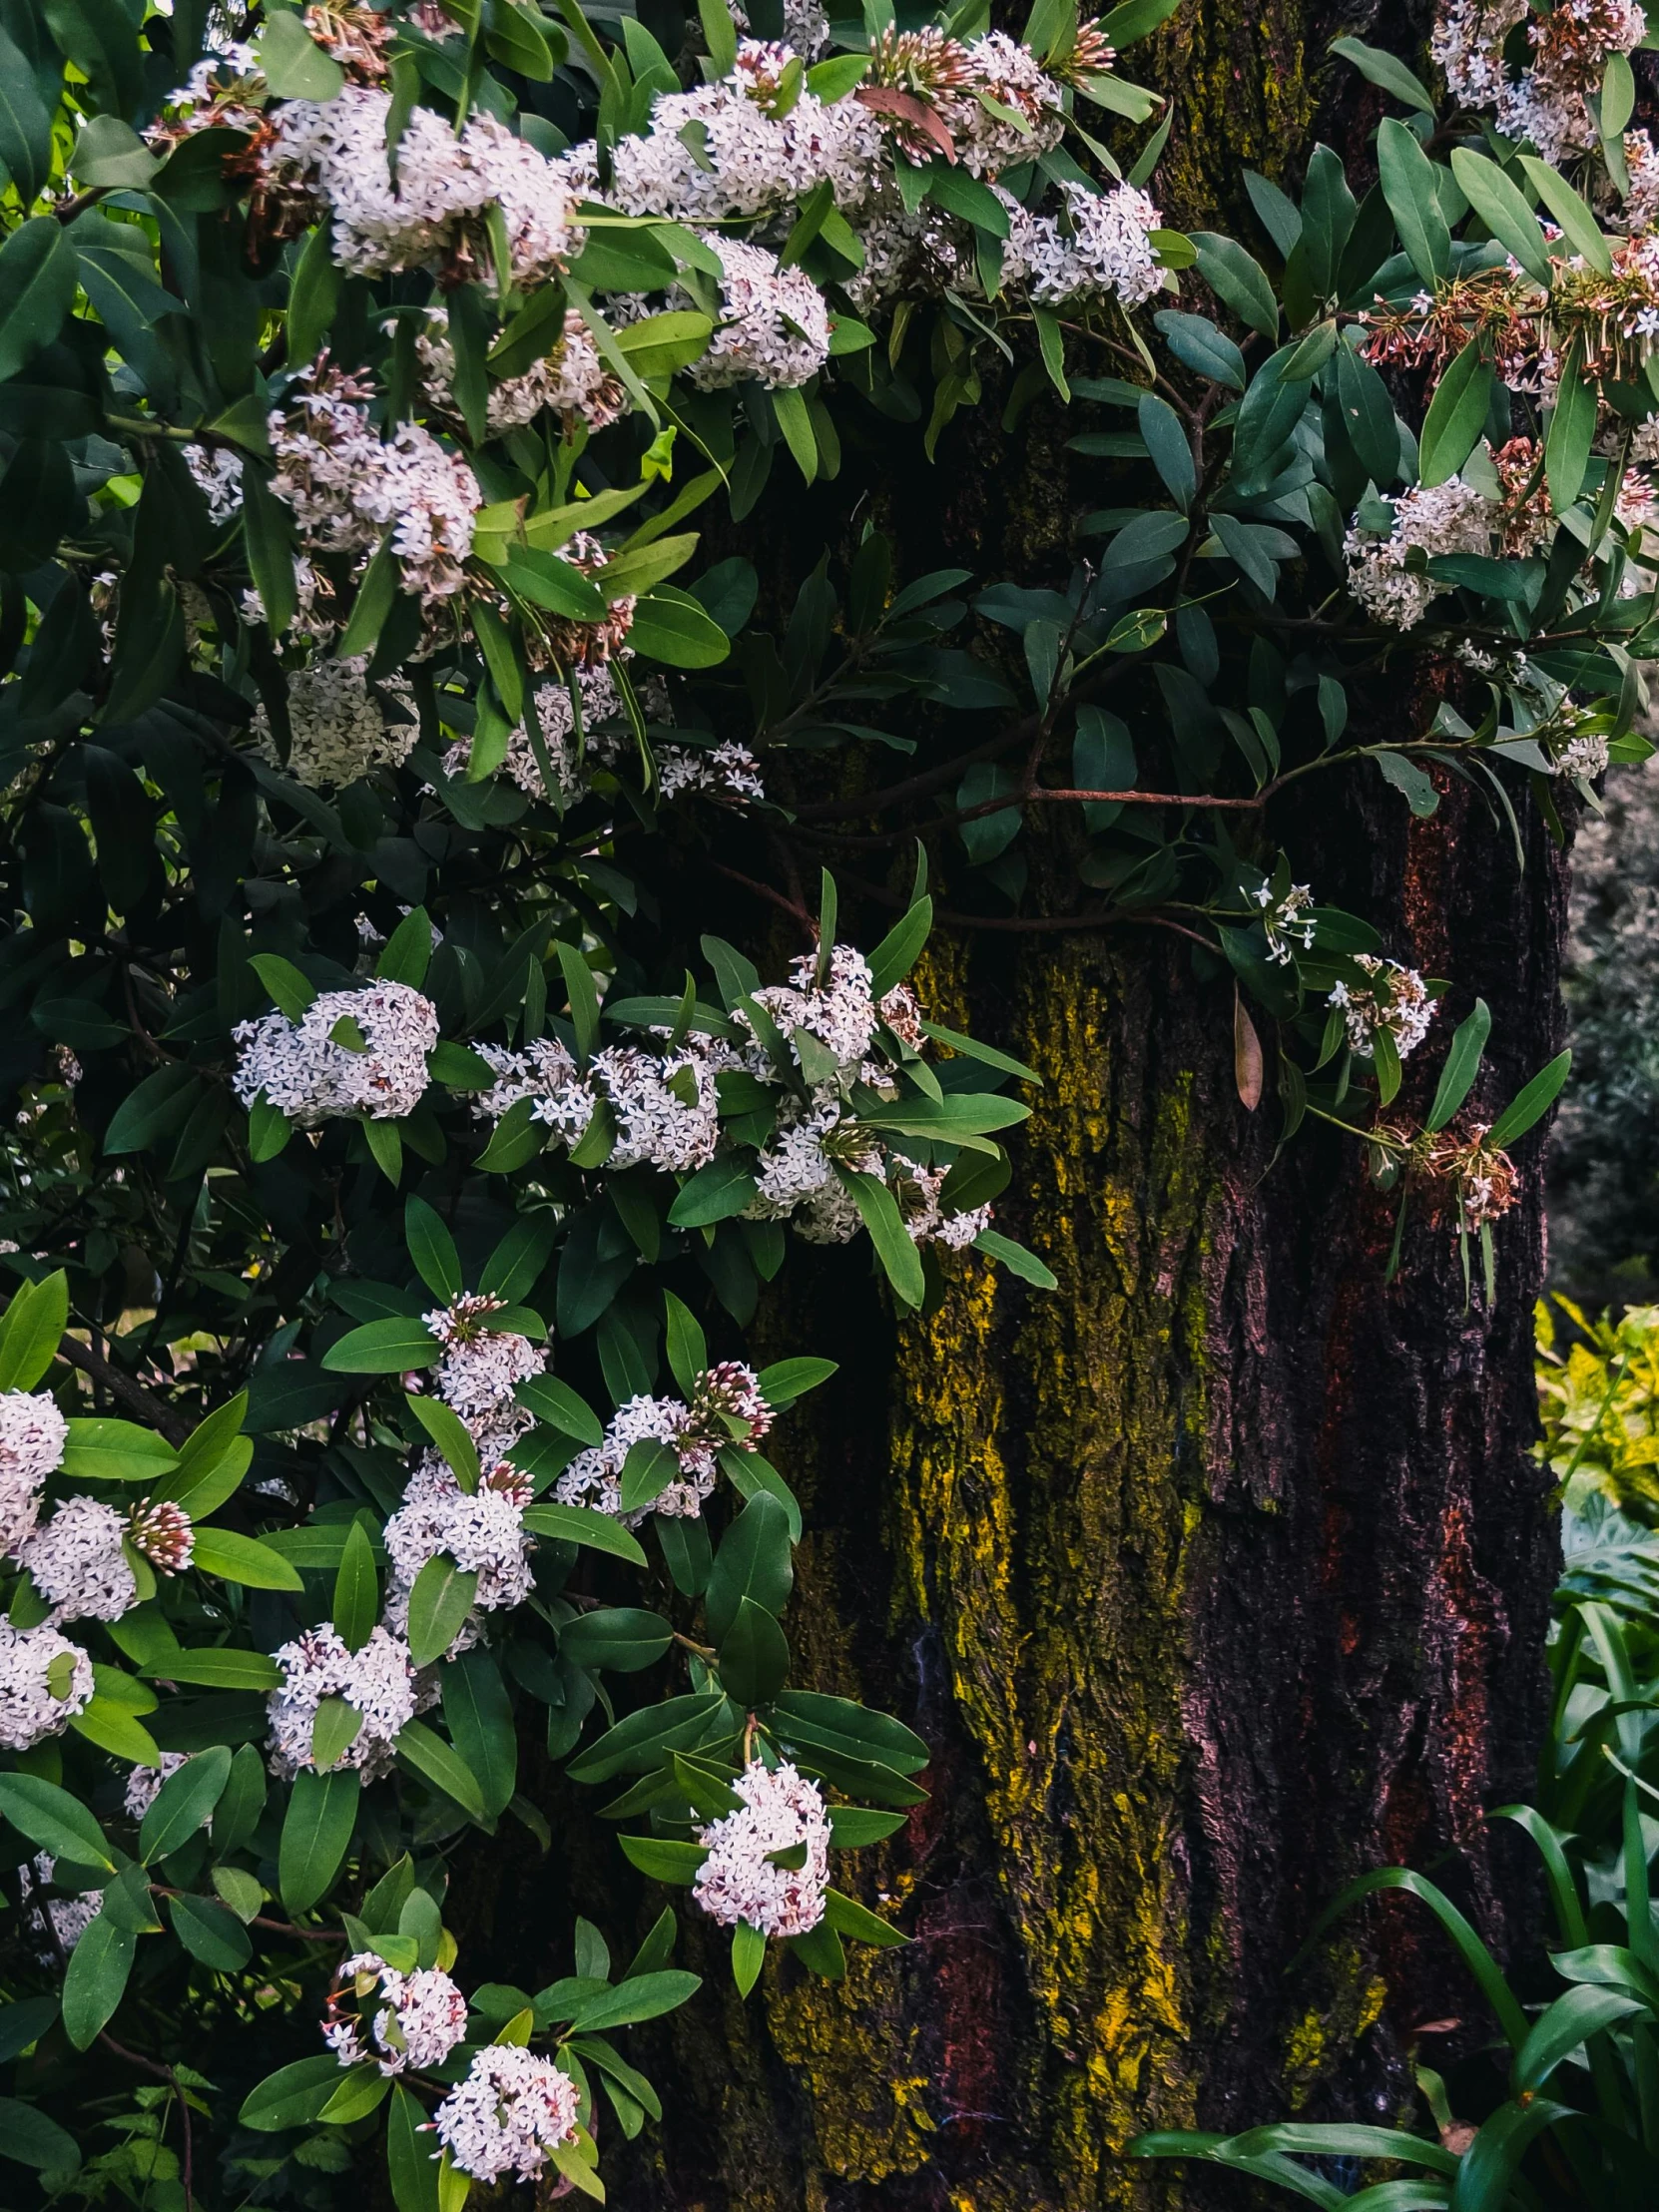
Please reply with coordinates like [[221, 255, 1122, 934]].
[[872, 942, 1219, 2203]]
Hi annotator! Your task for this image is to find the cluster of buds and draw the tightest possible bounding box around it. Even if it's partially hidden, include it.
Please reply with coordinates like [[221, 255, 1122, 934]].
[[1381, 1119, 1521, 1237], [126, 1497, 195, 1576]]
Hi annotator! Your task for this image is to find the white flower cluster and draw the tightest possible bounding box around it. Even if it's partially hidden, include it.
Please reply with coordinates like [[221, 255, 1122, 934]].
[[895, 1164, 992, 1250], [598, 42, 883, 223], [324, 1950, 469, 2076], [267, 86, 575, 284], [253, 658, 419, 789], [1328, 956, 1437, 1060], [442, 666, 626, 804], [434, 2046, 581, 2183], [556, 1362, 774, 1524], [731, 0, 832, 60], [425, 1294, 547, 1426], [1256, 881, 1317, 965], [556, 1391, 717, 1522], [270, 366, 481, 614], [1431, 0, 1646, 165], [0, 1388, 68, 1558], [18, 1854, 99, 1960], [467, 943, 990, 1247], [658, 739, 766, 804], [417, 308, 626, 437], [0, 1621, 94, 1751], [384, 1457, 534, 1655], [1344, 479, 1494, 630], [473, 1029, 726, 1173], [123, 1750, 192, 1822], [18, 1495, 137, 1625], [1551, 731, 1613, 780], [267, 1624, 419, 1780], [686, 232, 832, 390], [184, 441, 245, 524], [693, 1759, 830, 1936], [233, 981, 439, 1126], [1001, 181, 1164, 309]]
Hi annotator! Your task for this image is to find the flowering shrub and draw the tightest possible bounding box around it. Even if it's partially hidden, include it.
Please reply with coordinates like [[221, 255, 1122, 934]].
[[0, 0, 1649, 2201]]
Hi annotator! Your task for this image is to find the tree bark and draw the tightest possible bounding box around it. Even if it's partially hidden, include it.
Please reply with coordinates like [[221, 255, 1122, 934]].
[[459, 4, 1569, 2202]]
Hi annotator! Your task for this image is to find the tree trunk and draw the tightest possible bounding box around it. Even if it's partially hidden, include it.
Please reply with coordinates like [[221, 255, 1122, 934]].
[[461, 5, 1568, 2202]]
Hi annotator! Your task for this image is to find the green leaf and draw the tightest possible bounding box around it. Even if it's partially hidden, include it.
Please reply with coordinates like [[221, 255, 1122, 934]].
[[619, 1438, 679, 1515], [668, 1159, 760, 1228], [1189, 234, 1279, 340], [140, 1745, 231, 1864], [732, 1918, 767, 1995], [0, 2098, 79, 2173], [1512, 1984, 1646, 2094], [1417, 337, 1493, 489], [403, 1197, 463, 1306], [0, 29, 54, 204], [240, 2055, 346, 2132], [404, 1393, 481, 1492], [193, 1528, 304, 1591], [395, 1717, 489, 1822], [147, 1647, 281, 1691], [627, 586, 733, 669], [565, 1971, 702, 2032], [1377, 117, 1450, 283], [308, 1701, 364, 1774], [618, 1834, 709, 1885], [249, 952, 315, 1021], [1448, 149, 1551, 285], [516, 1375, 604, 1445], [1424, 999, 1490, 1133], [866, 898, 934, 998], [278, 1767, 360, 1914], [0, 1271, 67, 1391], [61, 1915, 136, 2050], [169, 1890, 253, 1971], [442, 1650, 518, 1818], [823, 1888, 906, 1946], [378, 906, 434, 990], [1546, 339, 1596, 512], [59, 1417, 177, 1484], [406, 1555, 481, 1667], [706, 1494, 793, 1643], [323, 1318, 443, 1374], [1306, 1868, 1528, 2049], [42, 0, 144, 117], [1449, 2099, 1574, 2211], [521, 1502, 648, 1566], [972, 1229, 1059, 1290], [333, 1520, 380, 1654], [1519, 157, 1612, 274], [257, 8, 346, 98], [0, 1775, 116, 1873], [1486, 1050, 1571, 1150], [753, 1358, 836, 1406], [718, 1596, 791, 1707], [836, 1171, 925, 1308], [387, 2082, 441, 2212], [69, 1694, 160, 1769], [664, 1290, 708, 1398], [561, 1608, 674, 1673], [829, 1807, 907, 1847], [1329, 36, 1436, 115]]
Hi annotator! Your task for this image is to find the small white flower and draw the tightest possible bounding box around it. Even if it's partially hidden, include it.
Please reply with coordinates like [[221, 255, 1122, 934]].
[[434, 2046, 581, 2182], [232, 982, 439, 1126], [1327, 955, 1436, 1059], [324, 1950, 468, 2076], [0, 1390, 68, 1558], [18, 1495, 138, 1624], [267, 1624, 418, 1782], [693, 1759, 830, 1936], [0, 1622, 94, 1750]]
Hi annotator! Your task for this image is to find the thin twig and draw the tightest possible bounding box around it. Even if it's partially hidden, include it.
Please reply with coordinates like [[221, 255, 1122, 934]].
[[54, 1336, 190, 1444], [98, 2034, 195, 2212]]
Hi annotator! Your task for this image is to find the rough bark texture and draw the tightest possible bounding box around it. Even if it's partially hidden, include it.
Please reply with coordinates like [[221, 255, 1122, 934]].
[[458, 3, 1569, 2202]]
